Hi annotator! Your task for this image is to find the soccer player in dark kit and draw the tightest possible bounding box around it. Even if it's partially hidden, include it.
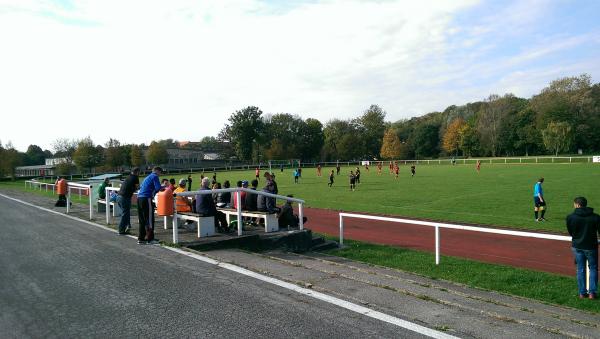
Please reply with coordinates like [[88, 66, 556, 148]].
[[411, 165, 416, 177], [349, 171, 356, 191], [328, 170, 334, 187]]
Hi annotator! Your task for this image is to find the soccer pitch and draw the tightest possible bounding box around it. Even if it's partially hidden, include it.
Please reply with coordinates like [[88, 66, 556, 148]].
[[181, 163, 599, 233]]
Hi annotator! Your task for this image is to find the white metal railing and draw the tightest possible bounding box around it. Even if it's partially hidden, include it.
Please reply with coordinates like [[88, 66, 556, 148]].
[[66, 182, 94, 220], [172, 187, 305, 243], [339, 212, 595, 290], [24, 180, 94, 220]]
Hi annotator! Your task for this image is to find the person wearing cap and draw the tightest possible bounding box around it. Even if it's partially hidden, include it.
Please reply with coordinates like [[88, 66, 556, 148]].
[[117, 167, 140, 235], [174, 178, 192, 213]]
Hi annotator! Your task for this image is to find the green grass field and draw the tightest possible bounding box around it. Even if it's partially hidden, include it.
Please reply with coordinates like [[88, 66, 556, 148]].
[[176, 163, 600, 233], [3, 162, 599, 233]]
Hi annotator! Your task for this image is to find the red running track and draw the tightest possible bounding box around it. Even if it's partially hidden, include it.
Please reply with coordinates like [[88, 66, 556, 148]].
[[302, 207, 574, 276]]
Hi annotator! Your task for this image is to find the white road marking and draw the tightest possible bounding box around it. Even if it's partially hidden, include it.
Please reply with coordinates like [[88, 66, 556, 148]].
[[0, 193, 459, 339]]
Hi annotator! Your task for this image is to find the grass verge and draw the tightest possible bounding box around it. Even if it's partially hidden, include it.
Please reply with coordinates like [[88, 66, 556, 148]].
[[322, 237, 600, 313]]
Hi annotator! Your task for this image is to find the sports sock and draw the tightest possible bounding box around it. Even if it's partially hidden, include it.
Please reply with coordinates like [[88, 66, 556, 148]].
[[534, 211, 539, 219], [541, 210, 546, 218]]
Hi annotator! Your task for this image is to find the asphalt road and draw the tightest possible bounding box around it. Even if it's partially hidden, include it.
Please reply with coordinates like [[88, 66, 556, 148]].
[[0, 195, 426, 338]]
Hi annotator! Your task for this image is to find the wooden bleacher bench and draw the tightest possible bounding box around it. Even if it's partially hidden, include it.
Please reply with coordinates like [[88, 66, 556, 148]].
[[218, 208, 279, 233], [175, 212, 215, 238]]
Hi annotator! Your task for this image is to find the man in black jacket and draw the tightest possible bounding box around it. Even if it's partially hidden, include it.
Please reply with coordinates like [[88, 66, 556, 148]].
[[117, 167, 140, 235], [566, 196, 600, 299]]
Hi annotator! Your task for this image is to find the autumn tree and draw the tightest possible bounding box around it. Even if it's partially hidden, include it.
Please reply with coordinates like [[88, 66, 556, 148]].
[[477, 94, 512, 156], [146, 141, 169, 165], [73, 137, 102, 173], [104, 138, 124, 170], [380, 129, 402, 160], [298, 118, 324, 161], [0, 142, 23, 178], [52, 138, 78, 163], [355, 105, 386, 159], [322, 119, 361, 161], [542, 121, 573, 156], [442, 118, 466, 156], [129, 144, 145, 167], [221, 106, 265, 161], [413, 124, 440, 158], [25, 145, 47, 165], [458, 123, 478, 157]]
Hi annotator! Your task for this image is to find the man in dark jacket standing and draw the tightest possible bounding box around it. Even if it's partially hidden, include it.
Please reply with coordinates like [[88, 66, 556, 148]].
[[117, 167, 140, 235], [566, 196, 600, 299]]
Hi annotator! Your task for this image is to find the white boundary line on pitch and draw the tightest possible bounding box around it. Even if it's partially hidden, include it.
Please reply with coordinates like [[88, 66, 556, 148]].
[[0, 193, 458, 339]]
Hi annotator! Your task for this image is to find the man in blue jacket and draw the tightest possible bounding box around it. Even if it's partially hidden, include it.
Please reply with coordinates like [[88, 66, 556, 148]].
[[137, 166, 163, 244], [566, 196, 600, 299]]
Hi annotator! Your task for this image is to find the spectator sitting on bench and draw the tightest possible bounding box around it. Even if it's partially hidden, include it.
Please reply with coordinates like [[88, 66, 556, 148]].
[[174, 179, 192, 213], [245, 179, 258, 212], [168, 178, 176, 192], [98, 178, 111, 200], [257, 174, 279, 214], [211, 182, 221, 204], [278, 194, 307, 228], [233, 180, 247, 210], [196, 178, 229, 232], [217, 180, 232, 208]]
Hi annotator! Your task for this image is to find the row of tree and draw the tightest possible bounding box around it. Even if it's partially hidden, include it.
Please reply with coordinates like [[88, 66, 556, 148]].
[[220, 74, 599, 161], [2, 74, 598, 178], [380, 74, 599, 159], [0, 142, 53, 178]]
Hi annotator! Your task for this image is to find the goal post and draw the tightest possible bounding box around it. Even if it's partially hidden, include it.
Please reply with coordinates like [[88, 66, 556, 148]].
[[268, 159, 301, 172]]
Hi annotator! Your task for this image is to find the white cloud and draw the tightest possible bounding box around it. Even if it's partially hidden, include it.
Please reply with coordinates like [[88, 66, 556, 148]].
[[0, 0, 598, 152]]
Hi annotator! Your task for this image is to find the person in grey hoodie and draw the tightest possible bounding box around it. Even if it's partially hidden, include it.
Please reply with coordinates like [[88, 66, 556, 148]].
[[566, 196, 600, 299]]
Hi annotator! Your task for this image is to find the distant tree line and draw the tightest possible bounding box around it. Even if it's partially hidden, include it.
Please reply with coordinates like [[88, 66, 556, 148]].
[[220, 74, 600, 161], [2, 74, 598, 178]]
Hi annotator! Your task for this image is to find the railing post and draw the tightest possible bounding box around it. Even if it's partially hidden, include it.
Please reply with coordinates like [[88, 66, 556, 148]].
[[299, 202, 304, 230], [66, 190, 71, 214], [339, 214, 344, 246], [89, 185, 93, 220], [435, 225, 440, 265], [105, 187, 110, 224], [586, 260, 590, 292], [172, 194, 179, 244], [236, 189, 243, 236]]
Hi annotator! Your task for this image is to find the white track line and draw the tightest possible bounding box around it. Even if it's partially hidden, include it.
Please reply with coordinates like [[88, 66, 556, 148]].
[[0, 193, 459, 339]]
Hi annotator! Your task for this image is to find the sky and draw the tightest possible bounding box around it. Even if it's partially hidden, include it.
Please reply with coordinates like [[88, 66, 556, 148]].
[[1, 0, 599, 152]]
